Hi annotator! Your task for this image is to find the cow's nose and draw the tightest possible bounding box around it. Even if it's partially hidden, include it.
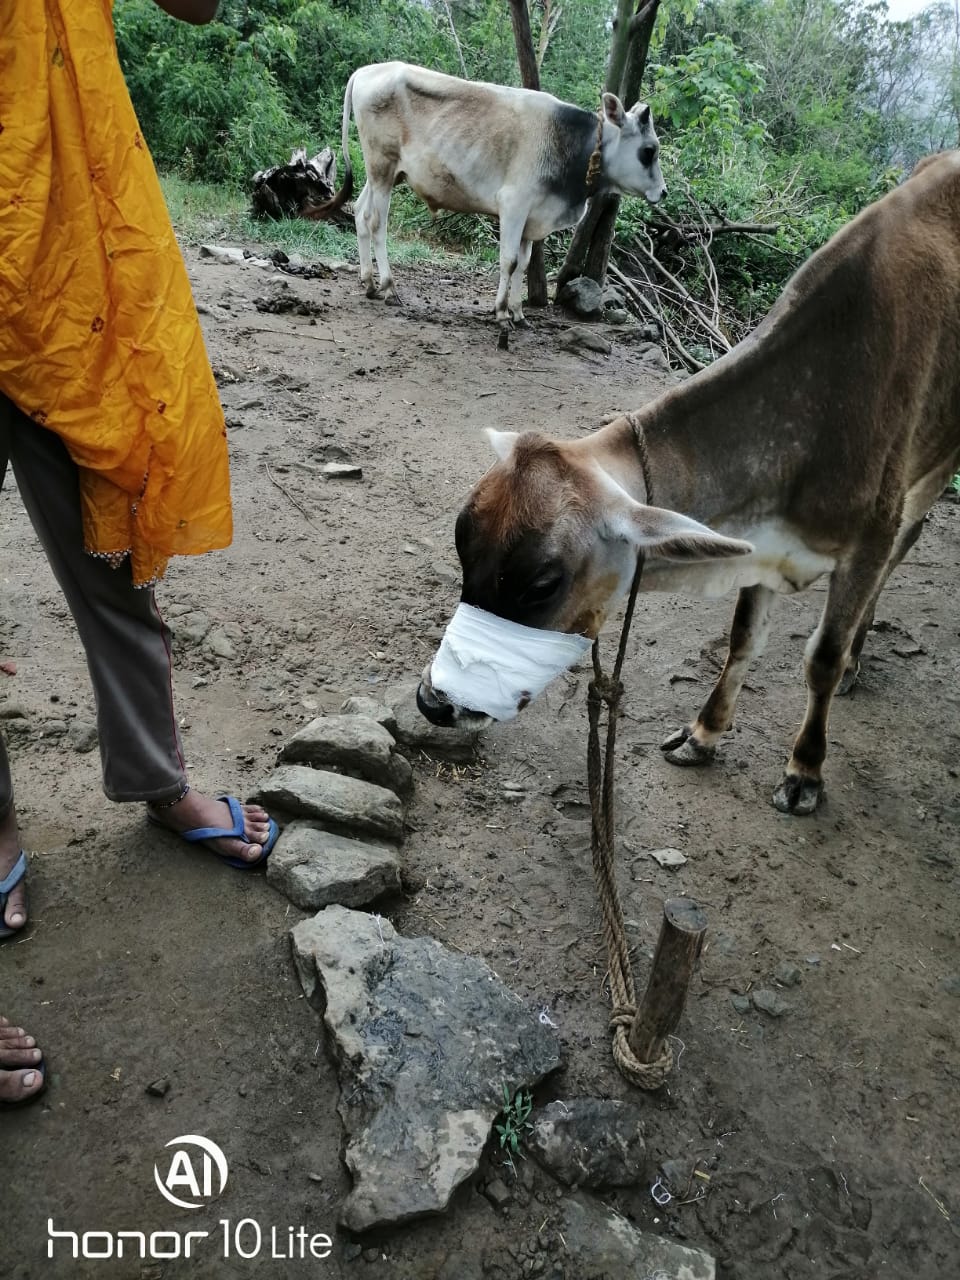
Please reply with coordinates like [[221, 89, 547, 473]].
[[416, 682, 456, 726]]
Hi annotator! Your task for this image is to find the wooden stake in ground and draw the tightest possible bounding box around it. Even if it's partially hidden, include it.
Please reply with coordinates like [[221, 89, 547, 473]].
[[629, 897, 707, 1066]]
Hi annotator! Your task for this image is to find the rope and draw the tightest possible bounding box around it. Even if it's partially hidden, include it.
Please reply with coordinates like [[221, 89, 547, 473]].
[[586, 418, 673, 1089]]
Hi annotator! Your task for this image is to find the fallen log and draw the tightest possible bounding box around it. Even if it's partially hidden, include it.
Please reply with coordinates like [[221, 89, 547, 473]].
[[251, 147, 352, 225]]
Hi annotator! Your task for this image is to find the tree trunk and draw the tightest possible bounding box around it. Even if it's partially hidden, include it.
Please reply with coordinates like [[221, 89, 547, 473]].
[[557, 0, 661, 290], [507, 0, 549, 307]]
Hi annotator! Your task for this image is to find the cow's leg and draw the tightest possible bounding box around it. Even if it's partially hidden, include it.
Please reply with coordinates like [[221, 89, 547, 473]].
[[837, 517, 924, 694], [662, 585, 777, 766], [773, 537, 896, 815], [354, 183, 377, 299], [368, 183, 399, 304], [494, 205, 528, 338], [507, 240, 533, 327]]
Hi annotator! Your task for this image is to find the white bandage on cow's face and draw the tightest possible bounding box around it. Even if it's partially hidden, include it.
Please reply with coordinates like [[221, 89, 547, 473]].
[[428, 604, 592, 721]]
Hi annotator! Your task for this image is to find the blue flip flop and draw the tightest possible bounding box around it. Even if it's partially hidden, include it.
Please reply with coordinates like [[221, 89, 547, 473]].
[[149, 795, 278, 870], [0, 850, 28, 941]]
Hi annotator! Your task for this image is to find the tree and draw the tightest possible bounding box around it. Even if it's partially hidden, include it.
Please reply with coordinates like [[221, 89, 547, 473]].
[[507, 0, 549, 307], [557, 0, 661, 289]]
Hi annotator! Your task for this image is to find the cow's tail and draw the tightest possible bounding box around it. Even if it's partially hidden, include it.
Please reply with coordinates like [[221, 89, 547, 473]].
[[302, 72, 356, 220]]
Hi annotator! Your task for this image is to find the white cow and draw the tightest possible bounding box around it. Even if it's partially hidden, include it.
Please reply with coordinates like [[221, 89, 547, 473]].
[[305, 61, 666, 334]]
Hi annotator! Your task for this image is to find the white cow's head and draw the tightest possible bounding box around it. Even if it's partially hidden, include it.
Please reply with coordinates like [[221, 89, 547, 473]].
[[600, 95, 666, 204]]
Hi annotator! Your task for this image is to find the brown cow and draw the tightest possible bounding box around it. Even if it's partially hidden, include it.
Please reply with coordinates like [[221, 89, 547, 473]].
[[417, 151, 960, 815]]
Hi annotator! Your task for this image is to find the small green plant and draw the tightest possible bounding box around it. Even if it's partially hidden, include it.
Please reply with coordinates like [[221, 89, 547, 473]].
[[494, 1086, 533, 1158]]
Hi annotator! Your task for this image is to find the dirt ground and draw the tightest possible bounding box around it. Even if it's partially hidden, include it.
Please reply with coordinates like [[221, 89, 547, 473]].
[[3, 245, 959, 1280]]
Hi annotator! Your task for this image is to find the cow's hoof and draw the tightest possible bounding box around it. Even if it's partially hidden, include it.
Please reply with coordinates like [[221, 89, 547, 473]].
[[837, 662, 860, 696], [512, 316, 529, 329], [772, 773, 823, 815], [384, 292, 402, 307], [364, 285, 381, 300], [660, 726, 715, 767]]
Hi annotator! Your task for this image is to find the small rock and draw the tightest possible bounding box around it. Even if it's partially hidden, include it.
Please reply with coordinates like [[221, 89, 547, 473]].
[[937, 973, 960, 997], [805, 954, 821, 966], [267, 821, 401, 910], [341, 696, 397, 736], [560, 1196, 715, 1279], [558, 276, 603, 318], [601, 284, 626, 308], [39, 720, 67, 737], [323, 462, 363, 479], [484, 1178, 512, 1210], [280, 714, 411, 794], [603, 307, 631, 325], [641, 346, 669, 369], [752, 987, 790, 1017], [386, 680, 481, 763], [174, 611, 211, 647], [730, 995, 752, 1015], [775, 961, 803, 987], [199, 244, 247, 265], [145, 1078, 170, 1098], [559, 326, 611, 356], [648, 847, 687, 869], [254, 765, 404, 840], [527, 1099, 646, 1187], [205, 628, 237, 661], [0, 704, 28, 720], [362, 1247, 380, 1262], [67, 720, 98, 754], [342, 1243, 363, 1262]]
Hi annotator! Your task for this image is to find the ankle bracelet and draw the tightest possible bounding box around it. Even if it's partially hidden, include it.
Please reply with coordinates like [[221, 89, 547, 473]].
[[151, 782, 190, 810]]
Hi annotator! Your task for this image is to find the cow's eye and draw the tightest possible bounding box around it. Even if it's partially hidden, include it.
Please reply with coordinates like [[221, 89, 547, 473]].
[[522, 571, 564, 604], [639, 145, 658, 167]]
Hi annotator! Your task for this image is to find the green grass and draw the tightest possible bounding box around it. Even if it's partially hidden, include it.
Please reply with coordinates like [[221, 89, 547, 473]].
[[160, 173, 491, 270]]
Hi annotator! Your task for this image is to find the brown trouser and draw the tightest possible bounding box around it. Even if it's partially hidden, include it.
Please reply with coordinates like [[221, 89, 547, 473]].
[[0, 395, 187, 810]]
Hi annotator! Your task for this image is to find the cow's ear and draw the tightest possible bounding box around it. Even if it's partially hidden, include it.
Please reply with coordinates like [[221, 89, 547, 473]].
[[622, 503, 753, 562], [484, 428, 519, 462], [631, 103, 652, 127], [602, 93, 627, 130]]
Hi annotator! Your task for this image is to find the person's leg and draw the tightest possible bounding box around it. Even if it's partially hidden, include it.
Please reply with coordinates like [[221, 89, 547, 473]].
[[2, 395, 272, 862], [0, 1014, 45, 1103]]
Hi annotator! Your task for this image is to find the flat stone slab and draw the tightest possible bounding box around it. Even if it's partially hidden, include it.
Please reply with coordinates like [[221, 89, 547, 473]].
[[253, 765, 403, 839], [280, 714, 412, 795], [292, 906, 561, 1232], [385, 680, 482, 762], [527, 1098, 646, 1187], [560, 1195, 716, 1279], [267, 821, 401, 910]]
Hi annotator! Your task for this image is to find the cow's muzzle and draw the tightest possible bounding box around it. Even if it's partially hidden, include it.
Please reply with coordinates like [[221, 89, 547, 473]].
[[416, 681, 456, 727]]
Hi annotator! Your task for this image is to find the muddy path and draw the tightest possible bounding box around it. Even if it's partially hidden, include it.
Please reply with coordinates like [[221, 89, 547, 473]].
[[3, 249, 959, 1280]]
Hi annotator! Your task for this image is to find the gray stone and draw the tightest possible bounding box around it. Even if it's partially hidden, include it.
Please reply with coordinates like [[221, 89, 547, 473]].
[[937, 973, 960, 997], [603, 306, 631, 325], [67, 720, 98, 753], [730, 994, 752, 1015], [558, 276, 603, 317], [0, 704, 28, 720], [253, 765, 403, 839], [323, 462, 363, 479], [483, 1178, 512, 1210], [39, 720, 67, 737], [340, 696, 398, 736], [174, 611, 211, 647], [559, 1196, 715, 1279], [386, 681, 481, 763], [601, 284, 626, 308], [280, 715, 412, 795], [205, 628, 237, 660], [648, 847, 687, 869], [527, 1099, 646, 1187], [291, 906, 560, 1232], [752, 987, 791, 1017], [642, 345, 669, 369], [775, 961, 803, 987], [559, 325, 612, 356], [267, 821, 401, 910]]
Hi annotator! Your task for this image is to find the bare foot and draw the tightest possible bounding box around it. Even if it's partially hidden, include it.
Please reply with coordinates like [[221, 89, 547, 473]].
[[0, 803, 27, 933], [0, 1015, 44, 1102], [147, 789, 274, 864]]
